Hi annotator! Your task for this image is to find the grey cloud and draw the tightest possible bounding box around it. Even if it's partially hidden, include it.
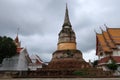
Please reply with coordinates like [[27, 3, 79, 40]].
[[0, 0, 120, 62]]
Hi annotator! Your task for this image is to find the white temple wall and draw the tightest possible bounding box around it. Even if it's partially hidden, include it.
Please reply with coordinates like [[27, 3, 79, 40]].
[[28, 64, 42, 71], [113, 50, 120, 56], [0, 48, 29, 71], [17, 48, 28, 71], [0, 55, 19, 71]]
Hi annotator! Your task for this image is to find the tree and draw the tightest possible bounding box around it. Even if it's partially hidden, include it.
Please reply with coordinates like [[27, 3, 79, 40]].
[[93, 60, 98, 67], [0, 36, 17, 63], [107, 61, 118, 71]]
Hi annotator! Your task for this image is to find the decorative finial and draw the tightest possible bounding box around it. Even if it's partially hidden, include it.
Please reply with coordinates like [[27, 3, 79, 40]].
[[15, 27, 20, 43], [104, 24, 108, 27], [104, 24, 109, 30], [100, 27, 104, 32], [17, 27, 20, 36]]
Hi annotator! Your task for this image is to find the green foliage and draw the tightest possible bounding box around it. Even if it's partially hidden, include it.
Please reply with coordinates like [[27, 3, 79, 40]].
[[73, 71, 87, 76], [107, 61, 118, 71], [73, 69, 88, 76], [93, 60, 98, 67], [0, 36, 17, 63]]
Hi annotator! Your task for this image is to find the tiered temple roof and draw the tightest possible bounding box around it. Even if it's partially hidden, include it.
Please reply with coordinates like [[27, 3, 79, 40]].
[[96, 27, 120, 65], [107, 28, 120, 44], [30, 54, 43, 65], [96, 28, 120, 55]]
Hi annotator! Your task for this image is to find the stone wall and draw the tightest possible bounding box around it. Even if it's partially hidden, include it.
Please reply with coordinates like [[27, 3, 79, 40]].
[[10, 68, 113, 78]]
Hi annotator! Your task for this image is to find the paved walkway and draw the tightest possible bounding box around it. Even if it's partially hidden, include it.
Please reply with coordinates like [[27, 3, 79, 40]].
[[1, 78, 120, 80]]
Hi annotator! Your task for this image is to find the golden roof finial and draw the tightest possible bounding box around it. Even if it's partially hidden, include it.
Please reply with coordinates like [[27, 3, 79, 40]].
[[104, 24, 109, 31], [100, 26, 104, 33]]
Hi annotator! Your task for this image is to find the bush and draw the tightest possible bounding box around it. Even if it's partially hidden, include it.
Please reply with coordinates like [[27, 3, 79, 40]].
[[107, 61, 118, 71], [73, 69, 88, 76]]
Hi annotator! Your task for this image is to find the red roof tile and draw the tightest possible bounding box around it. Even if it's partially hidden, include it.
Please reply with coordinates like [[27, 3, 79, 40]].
[[17, 48, 23, 53], [99, 56, 120, 65], [36, 59, 42, 64]]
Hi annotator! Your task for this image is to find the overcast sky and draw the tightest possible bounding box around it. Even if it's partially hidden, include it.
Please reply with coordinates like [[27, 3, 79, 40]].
[[0, 0, 120, 62]]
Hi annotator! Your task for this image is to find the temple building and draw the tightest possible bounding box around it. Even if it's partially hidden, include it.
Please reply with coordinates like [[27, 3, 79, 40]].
[[0, 35, 44, 71], [47, 5, 90, 69], [0, 35, 31, 71], [28, 54, 44, 71], [96, 27, 120, 71]]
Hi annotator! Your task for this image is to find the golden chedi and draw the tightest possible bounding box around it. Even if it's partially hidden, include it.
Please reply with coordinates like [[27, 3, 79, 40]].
[[47, 5, 90, 69]]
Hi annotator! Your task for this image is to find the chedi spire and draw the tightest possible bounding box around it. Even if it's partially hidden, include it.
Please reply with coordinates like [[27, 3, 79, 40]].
[[63, 4, 71, 27], [47, 4, 90, 70], [58, 4, 76, 50]]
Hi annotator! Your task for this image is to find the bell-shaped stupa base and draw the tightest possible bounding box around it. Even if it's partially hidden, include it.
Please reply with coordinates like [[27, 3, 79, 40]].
[[47, 50, 91, 69]]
